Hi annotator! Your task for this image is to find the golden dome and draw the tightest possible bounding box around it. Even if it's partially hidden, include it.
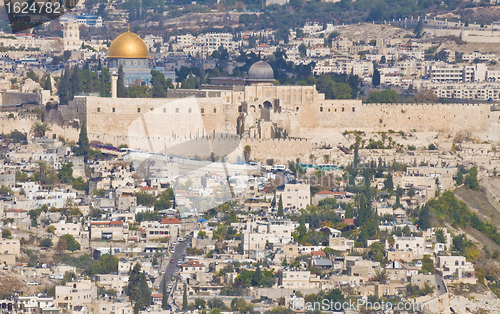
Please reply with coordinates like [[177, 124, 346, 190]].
[[108, 31, 149, 59]]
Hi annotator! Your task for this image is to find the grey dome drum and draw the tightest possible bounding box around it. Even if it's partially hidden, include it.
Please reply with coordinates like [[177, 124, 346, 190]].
[[248, 61, 275, 80]]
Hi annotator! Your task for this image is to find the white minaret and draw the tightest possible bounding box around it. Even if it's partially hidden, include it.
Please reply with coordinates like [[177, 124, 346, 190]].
[[111, 73, 118, 98]]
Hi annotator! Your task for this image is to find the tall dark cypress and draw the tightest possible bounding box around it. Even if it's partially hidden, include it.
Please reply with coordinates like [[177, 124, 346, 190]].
[[117, 65, 125, 97], [70, 65, 82, 98], [58, 67, 71, 105], [85, 63, 94, 93], [44, 75, 52, 92]]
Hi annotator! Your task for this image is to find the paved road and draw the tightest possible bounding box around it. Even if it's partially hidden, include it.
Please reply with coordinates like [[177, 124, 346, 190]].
[[162, 241, 188, 287], [435, 274, 446, 296]]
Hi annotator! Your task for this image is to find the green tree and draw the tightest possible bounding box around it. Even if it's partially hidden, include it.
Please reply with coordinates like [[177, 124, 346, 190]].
[[58, 234, 81, 251], [151, 70, 169, 98], [75, 126, 90, 160], [117, 65, 125, 98], [100, 68, 111, 96], [277, 195, 284, 217], [31, 122, 51, 138], [27, 70, 39, 82], [345, 204, 354, 219], [456, 171, 463, 185], [59, 162, 73, 183], [70, 65, 82, 97], [59, 67, 71, 105], [135, 272, 152, 312], [252, 266, 262, 286], [367, 89, 399, 103], [127, 263, 142, 301], [85, 66, 95, 93], [2, 229, 11, 238], [44, 75, 52, 91], [435, 228, 445, 243], [418, 204, 431, 231], [414, 17, 423, 38], [297, 215, 307, 240], [384, 173, 394, 191], [89, 254, 118, 275], [39, 237, 53, 247], [465, 166, 479, 191], [372, 68, 380, 87], [162, 281, 168, 310], [183, 284, 188, 310], [298, 43, 307, 58]]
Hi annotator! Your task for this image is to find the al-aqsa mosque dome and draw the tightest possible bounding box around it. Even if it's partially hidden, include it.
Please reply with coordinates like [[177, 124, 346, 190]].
[[108, 31, 149, 59], [108, 31, 152, 86], [248, 61, 274, 80]]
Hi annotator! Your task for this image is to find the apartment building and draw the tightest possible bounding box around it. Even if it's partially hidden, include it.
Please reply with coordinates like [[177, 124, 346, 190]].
[[17, 295, 54, 313], [278, 270, 320, 289], [426, 63, 487, 83], [0, 239, 20, 255], [437, 256, 476, 282], [55, 280, 97, 311], [242, 218, 295, 254], [95, 274, 129, 294], [90, 221, 128, 241], [139, 217, 182, 241], [275, 184, 310, 211], [51, 221, 81, 239], [385, 236, 426, 258]]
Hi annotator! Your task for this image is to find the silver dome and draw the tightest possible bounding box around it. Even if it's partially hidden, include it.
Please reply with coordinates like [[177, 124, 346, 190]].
[[248, 61, 274, 80]]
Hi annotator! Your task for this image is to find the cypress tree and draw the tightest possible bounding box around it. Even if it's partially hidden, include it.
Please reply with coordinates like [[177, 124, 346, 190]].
[[44, 75, 52, 92], [70, 65, 82, 98], [75, 125, 90, 160], [117, 65, 125, 97], [182, 284, 188, 310], [162, 281, 168, 310], [252, 266, 262, 286], [277, 195, 284, 217], [372, 68, 380, 87], [58, 67, 71, 105], [297, 215, 307, 240], [136, 272, 151, 311], [418, 205, 431, 231], [85, 63, 94, 93]]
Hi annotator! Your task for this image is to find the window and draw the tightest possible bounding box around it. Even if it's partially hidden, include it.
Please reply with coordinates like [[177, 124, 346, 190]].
[[137, 108, 141, 113], [320, 107, 323, 112], [112, 108, 115, 113], [214, 108, 217, 113], [188, 108, 192, 113], [163, 108, 166, 113], [150, 108, 154, 111], [175, 108, 179, 113], [342, 107, 345, 112], [97, 108, 100, 112], [352, 107, 355, 112], [201, 108, 205, 114]]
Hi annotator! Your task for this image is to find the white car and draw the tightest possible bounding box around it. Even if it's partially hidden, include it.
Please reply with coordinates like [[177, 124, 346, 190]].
[[173, 241, 178, 246], [178, 237, 184, 242], [27, 281, 40, 286]]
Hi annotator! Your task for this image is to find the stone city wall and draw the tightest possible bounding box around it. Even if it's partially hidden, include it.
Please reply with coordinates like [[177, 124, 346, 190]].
[[311, 102, 500, 142]]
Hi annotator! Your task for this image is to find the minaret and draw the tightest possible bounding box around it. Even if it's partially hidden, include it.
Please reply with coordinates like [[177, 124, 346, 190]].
[[111, 72, 118, 98]]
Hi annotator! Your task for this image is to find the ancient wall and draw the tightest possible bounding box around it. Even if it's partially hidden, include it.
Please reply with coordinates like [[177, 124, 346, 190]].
[[2, 91, 40, 106], [310, 102, 500, 142], [241, 138, 312, 164]]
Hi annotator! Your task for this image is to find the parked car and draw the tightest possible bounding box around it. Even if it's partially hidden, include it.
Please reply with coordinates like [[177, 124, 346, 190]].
[[27, 281, 40, 286]]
